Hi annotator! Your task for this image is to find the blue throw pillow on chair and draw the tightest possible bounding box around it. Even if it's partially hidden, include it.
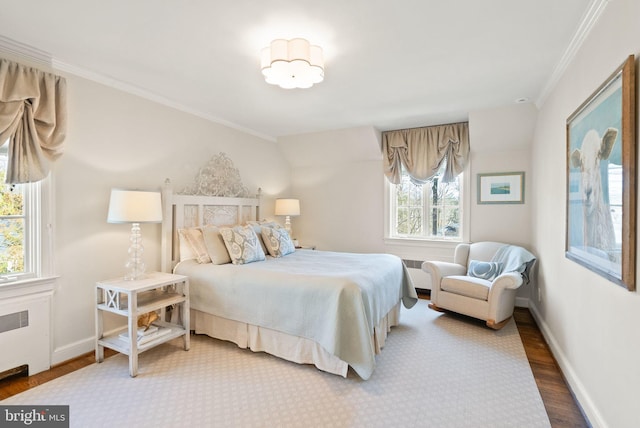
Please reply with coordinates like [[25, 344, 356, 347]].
[[467, 260, 503, 281]]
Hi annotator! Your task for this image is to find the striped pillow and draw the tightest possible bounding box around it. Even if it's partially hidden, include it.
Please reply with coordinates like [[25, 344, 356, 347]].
[[178, 227, 210, 264]]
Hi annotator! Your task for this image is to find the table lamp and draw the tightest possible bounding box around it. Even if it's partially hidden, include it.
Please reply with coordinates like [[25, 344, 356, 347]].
[[274, 198, 300, 237], [107, 189, 163, 280]]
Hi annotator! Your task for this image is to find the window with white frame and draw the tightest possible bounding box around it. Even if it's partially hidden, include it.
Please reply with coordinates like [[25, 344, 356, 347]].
[[388, 165, 462, 240], [0, 140, 45, 281]]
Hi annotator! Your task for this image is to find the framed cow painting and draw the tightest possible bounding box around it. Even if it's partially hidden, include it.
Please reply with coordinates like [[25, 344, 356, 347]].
[[566, 55, 636, 291]]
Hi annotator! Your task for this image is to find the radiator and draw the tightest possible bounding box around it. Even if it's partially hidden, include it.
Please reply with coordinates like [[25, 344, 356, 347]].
[[0, 282, 53, 376]]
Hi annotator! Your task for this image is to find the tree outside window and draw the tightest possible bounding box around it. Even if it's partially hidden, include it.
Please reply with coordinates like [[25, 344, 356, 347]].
[[391, 167, 461, 239], [0, 143, 26, 274]]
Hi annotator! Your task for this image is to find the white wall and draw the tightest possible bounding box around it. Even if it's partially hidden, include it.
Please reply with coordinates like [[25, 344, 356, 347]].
[[278, 127, 387, 253], [45, 72, 290, 363], [530, 0, 640, 426], [468, 103, 536, 247], [469, 104, 537, 301]]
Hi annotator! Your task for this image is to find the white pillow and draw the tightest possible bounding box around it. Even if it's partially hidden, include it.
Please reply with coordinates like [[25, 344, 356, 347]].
[[202, 225, 231, 265], [219, 225, 266, 265], [261, 226, 296, 258], [178, 227, 210, 263]]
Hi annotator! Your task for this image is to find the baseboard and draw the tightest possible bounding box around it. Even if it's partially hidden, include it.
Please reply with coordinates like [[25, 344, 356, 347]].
[[51, 327, 120, 366], [51, 337, 96, 366], [51, 337, 95, 366], [528, 303, 603, 428]]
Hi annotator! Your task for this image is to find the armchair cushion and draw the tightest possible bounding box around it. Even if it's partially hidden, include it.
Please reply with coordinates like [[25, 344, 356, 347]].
[[442, 276, 491, 300], [467, 260, 503, 281]]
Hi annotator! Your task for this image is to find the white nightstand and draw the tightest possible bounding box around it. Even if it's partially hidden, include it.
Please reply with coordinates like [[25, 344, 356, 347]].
[[95, 272, 190, 377], [295, 245, 316, 250]]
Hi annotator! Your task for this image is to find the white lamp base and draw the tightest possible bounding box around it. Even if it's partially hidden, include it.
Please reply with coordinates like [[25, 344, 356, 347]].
[[284, 215, 293, 238], [124, 222, 146, 281]]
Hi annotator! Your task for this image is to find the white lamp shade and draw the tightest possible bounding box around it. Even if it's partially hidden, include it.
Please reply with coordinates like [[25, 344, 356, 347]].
[[107, 189, 163, 223], [274, 198, 300, 216]]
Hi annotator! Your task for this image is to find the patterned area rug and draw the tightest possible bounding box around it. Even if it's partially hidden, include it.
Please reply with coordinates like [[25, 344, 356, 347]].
[[2, 300, 550, 427]]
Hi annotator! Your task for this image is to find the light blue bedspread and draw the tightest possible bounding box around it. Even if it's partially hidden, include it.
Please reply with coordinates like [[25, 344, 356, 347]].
[[175, 250, 418, 379]]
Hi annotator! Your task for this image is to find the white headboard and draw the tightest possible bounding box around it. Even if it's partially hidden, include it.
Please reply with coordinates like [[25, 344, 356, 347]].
[[160, 153, 261, 272], [160, 179, 261, 272]]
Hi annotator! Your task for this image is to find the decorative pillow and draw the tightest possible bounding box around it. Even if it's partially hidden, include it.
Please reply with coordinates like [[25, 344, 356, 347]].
[[467, 260, 503, 281], [201, 225, 231, 265], [178, 232, 197, 261], [248, 225, 268, 255], [261, 226, 296, 258], [247, 220, 279, 228], [219, 225, 266, 265], [178, 227, 210, 263], [247, 221, 280, 254]]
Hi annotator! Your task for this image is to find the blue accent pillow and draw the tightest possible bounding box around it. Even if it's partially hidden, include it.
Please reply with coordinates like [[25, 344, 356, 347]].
[[467, 260, 503, 281]]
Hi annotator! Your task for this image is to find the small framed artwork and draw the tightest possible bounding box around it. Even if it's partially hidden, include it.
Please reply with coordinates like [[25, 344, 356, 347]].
[[566, 55, 636, 291], [477, 172, 525, 204]]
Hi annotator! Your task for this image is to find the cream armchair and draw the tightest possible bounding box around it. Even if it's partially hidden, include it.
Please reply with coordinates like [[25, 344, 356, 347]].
[[422, 241, 536, 329]]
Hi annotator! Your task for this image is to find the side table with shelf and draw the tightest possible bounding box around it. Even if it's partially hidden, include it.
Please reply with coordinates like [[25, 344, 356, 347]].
[[95, 272, 190, 377], [295, 245, 316, 250]]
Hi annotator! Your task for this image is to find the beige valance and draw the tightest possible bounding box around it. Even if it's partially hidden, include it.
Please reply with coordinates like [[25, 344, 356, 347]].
[[382, 122, 469, 184], [0, 59, 67, 183]]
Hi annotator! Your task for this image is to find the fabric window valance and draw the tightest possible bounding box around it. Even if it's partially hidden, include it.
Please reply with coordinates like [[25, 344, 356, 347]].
[[382, 122, 469, 184], [0, 59, 67, 183]]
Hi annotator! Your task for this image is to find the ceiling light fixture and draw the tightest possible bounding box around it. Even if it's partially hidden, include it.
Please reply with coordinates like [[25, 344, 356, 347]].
[[261, 38, 324, 89]]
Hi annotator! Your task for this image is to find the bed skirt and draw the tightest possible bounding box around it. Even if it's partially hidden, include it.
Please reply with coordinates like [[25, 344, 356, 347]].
[[190, 301, 401, 378]]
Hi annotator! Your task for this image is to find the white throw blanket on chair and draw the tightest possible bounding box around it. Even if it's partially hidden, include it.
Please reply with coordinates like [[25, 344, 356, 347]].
[[491, 245, 536, 283]]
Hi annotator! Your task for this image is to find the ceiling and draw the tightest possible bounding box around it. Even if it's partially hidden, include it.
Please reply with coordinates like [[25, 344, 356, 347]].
[[0, 0, 593, 140]]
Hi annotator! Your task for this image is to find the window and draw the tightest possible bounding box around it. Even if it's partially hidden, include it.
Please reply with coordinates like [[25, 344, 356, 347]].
[[0, 141, 46, 281], [388, 166, 462, 240]]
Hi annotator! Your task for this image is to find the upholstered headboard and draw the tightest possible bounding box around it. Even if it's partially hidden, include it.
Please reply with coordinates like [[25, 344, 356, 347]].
[[161, 153, 261, 272]]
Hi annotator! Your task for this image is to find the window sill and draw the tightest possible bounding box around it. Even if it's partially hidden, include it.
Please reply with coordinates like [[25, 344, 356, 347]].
[[0, 275, 59, 299], [384, 237, 460, 263], [384, 237, 461, 249]]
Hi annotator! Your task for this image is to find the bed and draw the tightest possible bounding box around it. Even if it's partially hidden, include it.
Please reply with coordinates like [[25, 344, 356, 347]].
[[160, 157, 417, 379]]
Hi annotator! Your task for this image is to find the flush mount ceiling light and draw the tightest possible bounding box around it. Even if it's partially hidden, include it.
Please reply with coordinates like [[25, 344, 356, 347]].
[[261, 38, 324, 89]]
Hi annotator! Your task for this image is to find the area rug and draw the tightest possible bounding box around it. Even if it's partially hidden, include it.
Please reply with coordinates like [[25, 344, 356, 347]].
[[1, 300, 550, 427]]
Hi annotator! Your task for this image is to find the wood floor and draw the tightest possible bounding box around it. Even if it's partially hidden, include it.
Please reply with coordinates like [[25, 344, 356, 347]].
[[513, 307, 589, 427], [0, 305, 589, 427], [0, 348, 117, 401]]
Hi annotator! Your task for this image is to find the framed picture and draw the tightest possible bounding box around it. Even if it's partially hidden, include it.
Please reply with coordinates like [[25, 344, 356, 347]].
[[566, 55, 636, 291], [477, 172, 525, 204]]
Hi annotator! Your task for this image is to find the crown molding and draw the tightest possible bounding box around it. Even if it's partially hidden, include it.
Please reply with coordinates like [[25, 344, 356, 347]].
[[0, 35, 275, 142], [51, 58, 274, 142], [535, 0, 610, 108], [0, 35, 52, 67]]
